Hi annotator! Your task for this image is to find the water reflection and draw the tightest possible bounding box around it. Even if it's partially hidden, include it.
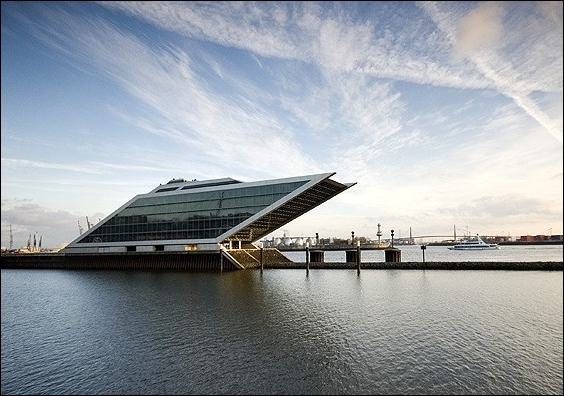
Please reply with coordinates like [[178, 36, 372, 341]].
[[1, 269, 562, 395]]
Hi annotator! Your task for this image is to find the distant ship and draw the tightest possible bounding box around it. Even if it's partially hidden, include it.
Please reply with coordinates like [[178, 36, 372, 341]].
[[448, 235, 499, 250]]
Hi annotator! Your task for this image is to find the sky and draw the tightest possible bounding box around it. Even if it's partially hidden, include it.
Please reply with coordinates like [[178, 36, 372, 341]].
[[1, 1, 563, 249]]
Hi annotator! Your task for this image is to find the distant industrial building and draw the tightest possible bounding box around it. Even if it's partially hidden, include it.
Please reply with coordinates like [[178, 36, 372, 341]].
[[517, 234, 563, 242]]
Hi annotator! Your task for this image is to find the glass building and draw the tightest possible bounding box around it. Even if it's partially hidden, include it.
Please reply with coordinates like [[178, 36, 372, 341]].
[[61, 172, 355, 269]]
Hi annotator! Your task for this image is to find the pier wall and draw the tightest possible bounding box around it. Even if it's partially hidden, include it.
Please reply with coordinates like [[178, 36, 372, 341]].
[[0, 252, 239, 271], [1, 252, 561, 271]]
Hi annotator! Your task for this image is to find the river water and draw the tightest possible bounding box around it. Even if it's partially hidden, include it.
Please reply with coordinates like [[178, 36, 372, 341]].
[[1, 246, 562, 395]]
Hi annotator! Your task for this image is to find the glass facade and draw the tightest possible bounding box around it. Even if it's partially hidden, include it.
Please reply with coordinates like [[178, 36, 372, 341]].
[[77, 181, 307, 244]]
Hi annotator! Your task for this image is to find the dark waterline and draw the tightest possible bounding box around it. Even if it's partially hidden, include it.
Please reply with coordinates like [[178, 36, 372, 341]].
[[2, 267, 562, 395]]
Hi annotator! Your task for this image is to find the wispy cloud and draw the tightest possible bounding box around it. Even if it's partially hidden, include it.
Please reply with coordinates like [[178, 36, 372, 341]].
[[1, 1, 561, 247], [424, 1, 563, 142]]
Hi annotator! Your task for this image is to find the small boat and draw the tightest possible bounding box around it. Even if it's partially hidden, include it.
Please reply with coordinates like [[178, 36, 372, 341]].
[[448, 234, 499, 250]]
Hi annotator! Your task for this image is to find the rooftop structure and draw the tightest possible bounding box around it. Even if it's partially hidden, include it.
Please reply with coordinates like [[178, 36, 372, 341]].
[[61, 173, 355, 269]]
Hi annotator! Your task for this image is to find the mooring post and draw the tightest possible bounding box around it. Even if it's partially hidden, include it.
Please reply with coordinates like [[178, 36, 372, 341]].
[[356, 240, 361, 275], [306, 241, 310, 276], [421, 244, 426, 265], [260, 245, 264, 273]]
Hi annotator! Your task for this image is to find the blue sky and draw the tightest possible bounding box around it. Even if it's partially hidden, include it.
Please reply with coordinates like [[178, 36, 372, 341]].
[[1, 1, 562, 249]]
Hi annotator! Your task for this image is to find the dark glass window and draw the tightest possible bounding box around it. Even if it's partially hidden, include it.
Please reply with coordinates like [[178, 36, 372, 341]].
[[77, 181, 306, 243]]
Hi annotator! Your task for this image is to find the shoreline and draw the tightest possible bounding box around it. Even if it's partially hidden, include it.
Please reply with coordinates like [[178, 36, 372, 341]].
[[1, 253, 562, 271], [2, 251, 562, 271]]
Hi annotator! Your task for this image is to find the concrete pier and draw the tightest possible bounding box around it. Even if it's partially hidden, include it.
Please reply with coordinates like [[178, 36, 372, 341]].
[[2, 253, 561, 271], [384, 248, 401, 263], [0, 252, 238, 271], [309, 250, 325, 263]]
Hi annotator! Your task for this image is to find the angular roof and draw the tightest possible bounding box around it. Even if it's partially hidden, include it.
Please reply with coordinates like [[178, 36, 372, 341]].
[[222, 172, 355, 242]]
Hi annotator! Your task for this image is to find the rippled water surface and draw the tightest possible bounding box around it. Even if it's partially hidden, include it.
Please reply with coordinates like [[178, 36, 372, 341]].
[[2, 267, 562, 395]]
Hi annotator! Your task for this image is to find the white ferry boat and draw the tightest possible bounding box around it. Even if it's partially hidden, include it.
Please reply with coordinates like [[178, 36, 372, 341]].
[[448, 234, 499, 250]]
